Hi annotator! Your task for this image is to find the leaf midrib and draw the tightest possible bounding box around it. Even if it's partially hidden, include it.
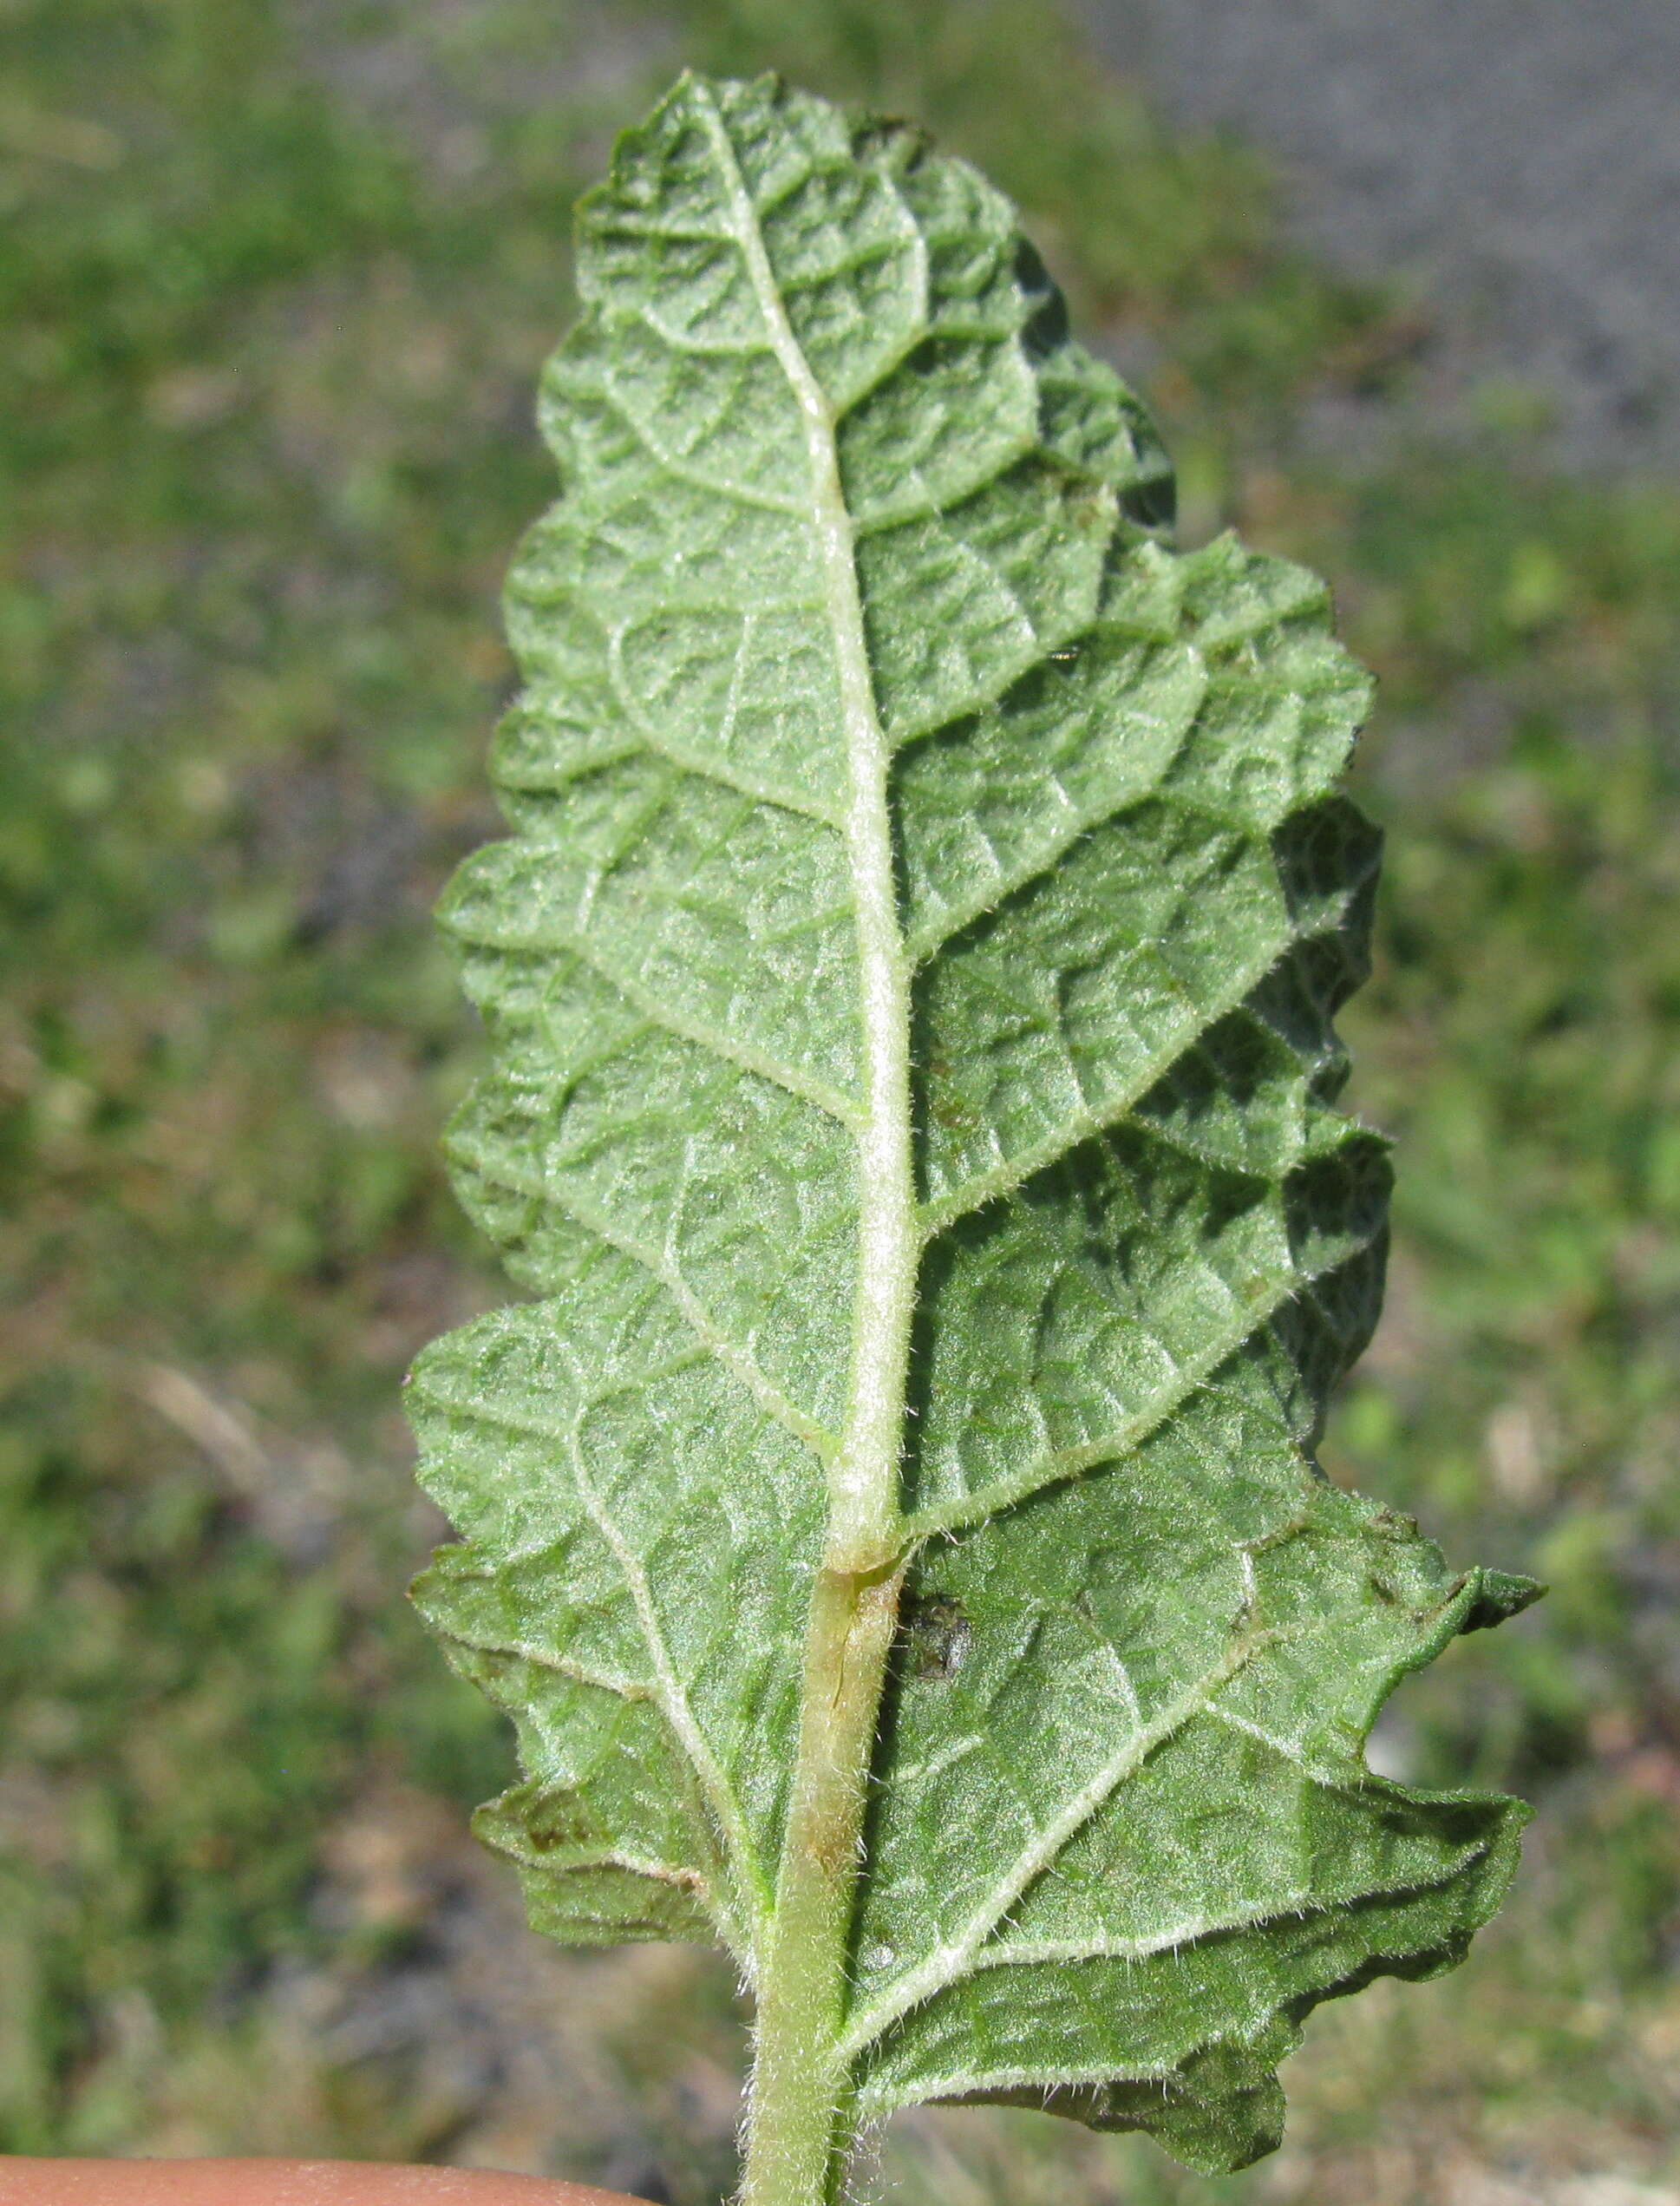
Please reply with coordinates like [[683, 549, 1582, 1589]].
[[695, 78, 921, 1571]]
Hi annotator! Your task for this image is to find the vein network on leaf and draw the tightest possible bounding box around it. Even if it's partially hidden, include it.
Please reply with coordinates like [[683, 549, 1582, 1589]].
[[409, 66, 1539, 2206]]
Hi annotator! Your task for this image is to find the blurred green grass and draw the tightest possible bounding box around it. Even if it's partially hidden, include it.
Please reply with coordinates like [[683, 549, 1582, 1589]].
[[2, 1, 1677, 2197]]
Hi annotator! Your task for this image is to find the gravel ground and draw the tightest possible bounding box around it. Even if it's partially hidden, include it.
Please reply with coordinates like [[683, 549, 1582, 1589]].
[[1075, 0, 1680, 472]]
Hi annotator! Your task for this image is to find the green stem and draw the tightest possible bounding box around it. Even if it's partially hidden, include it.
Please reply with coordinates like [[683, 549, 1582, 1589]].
[[738, 1561, 905, 2206]]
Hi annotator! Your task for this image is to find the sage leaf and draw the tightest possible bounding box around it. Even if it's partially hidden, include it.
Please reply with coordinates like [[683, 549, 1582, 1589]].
[[407, 70, 1539, 2201]]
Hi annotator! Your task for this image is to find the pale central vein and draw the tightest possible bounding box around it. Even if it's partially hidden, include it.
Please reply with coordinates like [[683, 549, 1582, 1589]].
[[699, 86, 922, 1567]]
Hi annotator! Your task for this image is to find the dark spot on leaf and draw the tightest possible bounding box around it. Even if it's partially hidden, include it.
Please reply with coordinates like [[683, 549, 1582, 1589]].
[[899, 1593, 971, 1682]]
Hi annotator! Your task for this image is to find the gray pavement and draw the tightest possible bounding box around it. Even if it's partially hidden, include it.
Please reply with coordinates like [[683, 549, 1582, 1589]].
[[1074, 0, 1680, 471]]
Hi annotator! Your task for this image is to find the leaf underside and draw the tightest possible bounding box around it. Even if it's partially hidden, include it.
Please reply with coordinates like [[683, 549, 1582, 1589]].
[[408, 71, 1538, 2176]]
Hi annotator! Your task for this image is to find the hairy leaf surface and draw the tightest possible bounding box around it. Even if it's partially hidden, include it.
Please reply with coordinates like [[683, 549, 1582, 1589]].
[[409, 71, 1537, 2181]]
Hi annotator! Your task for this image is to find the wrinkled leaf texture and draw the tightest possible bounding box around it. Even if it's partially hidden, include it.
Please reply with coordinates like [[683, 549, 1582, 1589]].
[[408, 71, 1538, 2175]]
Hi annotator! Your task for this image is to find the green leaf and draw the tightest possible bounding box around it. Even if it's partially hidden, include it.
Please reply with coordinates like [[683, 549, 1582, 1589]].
[[407, 70, 1539, 2196]]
